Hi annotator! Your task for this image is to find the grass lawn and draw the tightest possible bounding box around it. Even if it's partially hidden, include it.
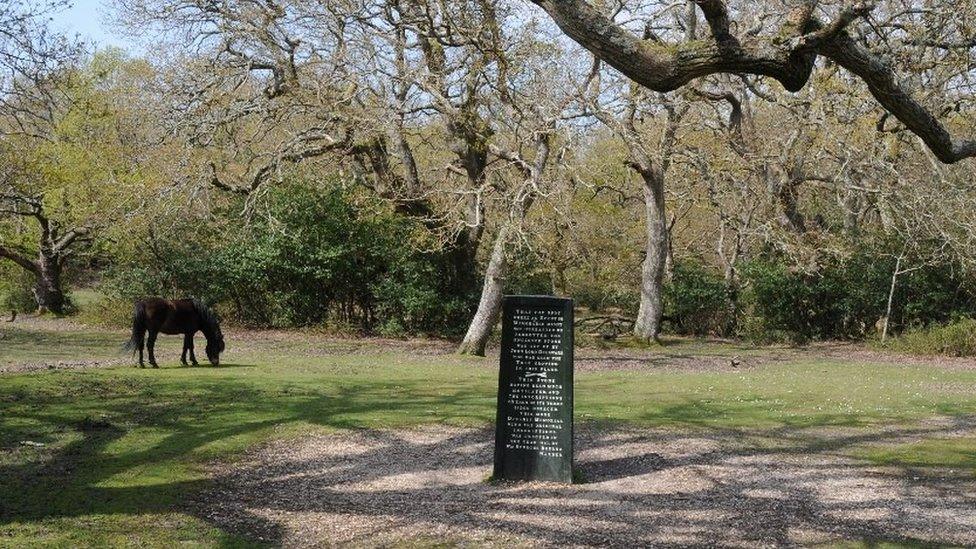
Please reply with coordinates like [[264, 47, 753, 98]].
[[1, 322, 975, 546], [0, 325, 123, 368]]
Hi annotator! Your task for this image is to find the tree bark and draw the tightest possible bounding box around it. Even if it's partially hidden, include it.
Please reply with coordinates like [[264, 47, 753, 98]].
[[633, 170, 668, 343], [33, 250, 66, 314], [33, 270, 65, 314], [0, 245, 67, 314], [457, 222, 512, 356], [777, 178, 808, 233], [457, 130, 552, 356], [594, 94, 682, 344], [881, 255, 901, 342]]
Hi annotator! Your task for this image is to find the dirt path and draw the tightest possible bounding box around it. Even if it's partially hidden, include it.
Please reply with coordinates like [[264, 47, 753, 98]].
[[196, 423, 976, 547]]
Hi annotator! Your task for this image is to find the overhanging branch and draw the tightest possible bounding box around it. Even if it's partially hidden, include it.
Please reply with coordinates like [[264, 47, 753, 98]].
[[0, 244, 39, 274], [821, 32, 976, 164], [529, 0, 975, 164], [532, 0, 817, 93], [692, 0, 735, 45], [53, 226, 91, 254]]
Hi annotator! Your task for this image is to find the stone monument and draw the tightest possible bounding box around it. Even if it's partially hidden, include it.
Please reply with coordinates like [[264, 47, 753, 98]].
[[492, 295, 574, 483]]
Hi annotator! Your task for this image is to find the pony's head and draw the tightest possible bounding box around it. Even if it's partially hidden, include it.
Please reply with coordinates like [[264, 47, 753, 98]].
[[193, 298, 225, 366], [205, 325, 225, 366]]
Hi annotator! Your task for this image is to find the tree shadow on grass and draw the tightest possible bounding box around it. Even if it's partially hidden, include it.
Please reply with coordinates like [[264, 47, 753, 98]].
[[0, 376, 493, 540], [1, 373, 974, 547]]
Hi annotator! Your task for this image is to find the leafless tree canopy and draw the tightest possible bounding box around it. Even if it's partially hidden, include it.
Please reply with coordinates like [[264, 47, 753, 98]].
[[529, 0, 975, 163], [1, 0, 972, 340]]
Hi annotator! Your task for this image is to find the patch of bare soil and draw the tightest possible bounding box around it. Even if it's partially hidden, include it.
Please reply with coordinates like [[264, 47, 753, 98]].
[[572, 342, 976, 373], [2, 313, 109, 332], [812, 342, 976, 371], [194, 423, 976, 548], [224, 327, 458, 357], [572, 350, 775, 373], [0, 358, 130, 374]]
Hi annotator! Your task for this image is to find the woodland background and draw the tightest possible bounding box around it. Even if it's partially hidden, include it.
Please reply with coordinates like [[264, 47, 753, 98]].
[[2, 0, 975, 353]]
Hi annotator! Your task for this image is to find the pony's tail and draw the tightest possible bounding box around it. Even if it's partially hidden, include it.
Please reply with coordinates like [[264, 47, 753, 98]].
[[122, 302, 146, 355]]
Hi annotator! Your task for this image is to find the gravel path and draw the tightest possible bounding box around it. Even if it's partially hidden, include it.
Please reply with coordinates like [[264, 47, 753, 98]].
[[195, 423, 976, 547]]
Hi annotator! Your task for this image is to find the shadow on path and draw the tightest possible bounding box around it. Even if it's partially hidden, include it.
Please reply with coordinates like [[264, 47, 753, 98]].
[[197, 421, 976, 547]]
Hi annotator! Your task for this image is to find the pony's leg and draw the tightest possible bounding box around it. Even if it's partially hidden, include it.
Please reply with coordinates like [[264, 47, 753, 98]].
[[136, 328, 146, 368], [188, 334, 199, 366], [181, 334, 190, 366], [147, 330, 159, 368], [138, 335, 145, 368]]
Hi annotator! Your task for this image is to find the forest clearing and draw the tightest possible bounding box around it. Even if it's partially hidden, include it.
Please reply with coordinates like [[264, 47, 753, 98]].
[[2, 316, 975, 546], [2, 0, 976, 546]]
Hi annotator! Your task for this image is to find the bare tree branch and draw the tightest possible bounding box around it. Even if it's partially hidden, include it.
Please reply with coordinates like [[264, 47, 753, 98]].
[[0, 243, 39, 273], [529, 0, 975, 163]]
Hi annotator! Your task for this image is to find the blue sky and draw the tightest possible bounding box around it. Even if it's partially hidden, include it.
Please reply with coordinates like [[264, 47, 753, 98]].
[[49, 0, 136, 51]]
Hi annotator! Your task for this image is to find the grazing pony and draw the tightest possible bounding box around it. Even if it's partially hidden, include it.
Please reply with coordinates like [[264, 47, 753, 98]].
[[125, 298, 225, 368]]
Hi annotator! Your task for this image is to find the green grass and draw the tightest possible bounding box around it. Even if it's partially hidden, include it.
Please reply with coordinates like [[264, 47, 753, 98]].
[[1, 323, 975, 546], [861, 437, 976, 471], [68, 288, 108, 311], [582, 360, 976, 428], [0, 326, 124, 368]]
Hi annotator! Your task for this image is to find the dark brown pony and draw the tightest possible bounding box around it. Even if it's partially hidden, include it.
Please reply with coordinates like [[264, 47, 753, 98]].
[[125, 298, 225, 368]]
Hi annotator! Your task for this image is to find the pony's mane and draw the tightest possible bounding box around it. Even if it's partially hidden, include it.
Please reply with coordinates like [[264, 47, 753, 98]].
[[191, 298, 220, 331]]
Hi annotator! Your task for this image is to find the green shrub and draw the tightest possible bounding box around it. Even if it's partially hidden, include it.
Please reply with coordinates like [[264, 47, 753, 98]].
[[739, 260, 849, 343], [0, 267, 37, 313], [741, 257, 896, 343], [506, 247, 556, 297], [101, 179, 475, 335], [880, 318, 976, 357], [738, 251, 976, 344], [664, 262, 733, 337]]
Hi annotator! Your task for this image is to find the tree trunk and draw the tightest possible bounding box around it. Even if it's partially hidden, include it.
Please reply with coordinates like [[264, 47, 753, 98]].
[[777, 181, 808, 233], [450, 225, 483, 298], [881, 255, 902, 342], [664, 214, 675, 284], [457, 223, 511, 356], [33, 253, 66, 315], [633, 171, 668, 343], [457, 128, 550, 357], [550, 264, 568, 297]]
